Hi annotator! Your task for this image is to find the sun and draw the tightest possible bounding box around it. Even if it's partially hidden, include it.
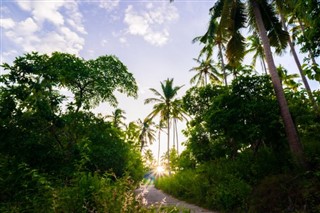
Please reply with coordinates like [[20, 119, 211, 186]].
[[155, 165, 165, 176]]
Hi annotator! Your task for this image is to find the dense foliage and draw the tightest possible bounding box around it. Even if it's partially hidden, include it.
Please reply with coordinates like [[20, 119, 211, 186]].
[[0, 52, 145, 212], [156, 75, 320, 212]]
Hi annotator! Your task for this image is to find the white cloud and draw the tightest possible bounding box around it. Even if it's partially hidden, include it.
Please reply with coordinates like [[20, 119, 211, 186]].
[[119, 37, 127, 44], [0, 18, 16, 29], [99, 0, 120, 11], [3, 0, 86, 55], [101, 39, 108, 47], [123, 2, 179, 46], [32, 1, 65, 26]]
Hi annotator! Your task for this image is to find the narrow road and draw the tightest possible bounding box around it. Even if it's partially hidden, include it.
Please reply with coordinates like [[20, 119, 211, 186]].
[[135, 184, 216, 213]]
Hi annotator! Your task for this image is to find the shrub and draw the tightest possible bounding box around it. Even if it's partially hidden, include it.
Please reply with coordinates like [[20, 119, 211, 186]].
[[54, 172, 142, 213], [249, 173, 320, 213]]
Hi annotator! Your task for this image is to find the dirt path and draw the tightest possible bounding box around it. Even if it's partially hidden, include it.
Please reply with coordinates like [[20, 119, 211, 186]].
[[135, 184, 216, 213]]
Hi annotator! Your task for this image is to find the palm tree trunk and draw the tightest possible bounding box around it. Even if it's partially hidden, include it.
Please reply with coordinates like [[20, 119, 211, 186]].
[[158, 127, 161, 165], [167, 116, 171, 175], [172, 119, 176, 150], [261, 58, 267, 75], [252, 1, 305, 168], [280, 14, 318, 112], [175, 118, 179, 155], [218, 43, 228, 86]]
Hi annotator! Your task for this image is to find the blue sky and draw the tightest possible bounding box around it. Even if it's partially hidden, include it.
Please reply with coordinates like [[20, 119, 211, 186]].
[[1, 0, 319, 157]]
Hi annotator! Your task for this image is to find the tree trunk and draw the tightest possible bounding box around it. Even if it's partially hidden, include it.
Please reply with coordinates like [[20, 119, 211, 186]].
[[167, 116, 171, 175], [252, 1, 305, 167], [218, 43, 228, 86], [158, 127, 161, 164], [280, 14, 318, 112], [261, 57, 267, 75], [175, 119, 179, 155]]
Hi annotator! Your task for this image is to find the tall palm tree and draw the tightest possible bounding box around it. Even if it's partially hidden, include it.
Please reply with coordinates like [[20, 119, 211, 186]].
[[189, 57, 222, 86], [106, 108, 126, 129], [206, 0, 304, 166], [144, 78, 183, 174], [138, 118, 156, 152], [248, 0, 304, 166], [155, 121, 166, 164], [171, 99, 188, 155], [274, 0, 318, 111]]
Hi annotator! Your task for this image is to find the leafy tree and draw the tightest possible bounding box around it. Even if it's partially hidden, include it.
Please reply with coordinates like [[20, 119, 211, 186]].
[[48, 52, 138, 112], [0, 52, 144, 211]]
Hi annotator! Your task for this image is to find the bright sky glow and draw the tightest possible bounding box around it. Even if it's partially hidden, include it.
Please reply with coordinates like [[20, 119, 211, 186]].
[[1, 0, 319, 157]]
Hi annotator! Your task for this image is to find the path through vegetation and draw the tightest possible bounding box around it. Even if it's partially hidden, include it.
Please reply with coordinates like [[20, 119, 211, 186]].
[[136, 184, 216, 212]]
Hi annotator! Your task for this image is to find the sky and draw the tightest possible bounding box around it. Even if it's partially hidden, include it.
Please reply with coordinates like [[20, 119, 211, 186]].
[[1, 0, 319, 159]]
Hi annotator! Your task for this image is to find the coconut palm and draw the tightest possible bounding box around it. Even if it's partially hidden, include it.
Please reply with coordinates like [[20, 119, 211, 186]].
[[246, 33, 267, 74], [106, 108, 126, 129], [207, 0, 304, 166], [155, 121, 166, 164], [189, 57, 222, 86], [277, 65, 301, 91], [274, 0, 318, 111], [138, 118, 156, 152], [144, 78, 183, 174], [171, 99, 188, 155], [193, 15, 228, 86]]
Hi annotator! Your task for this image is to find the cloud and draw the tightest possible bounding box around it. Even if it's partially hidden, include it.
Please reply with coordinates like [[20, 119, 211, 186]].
[[0, 18, 16, 29], [123, 2, 179, 46], [17, 1, 65, 26], [3, 0, 86, 55], [99, 0, 120, 11]]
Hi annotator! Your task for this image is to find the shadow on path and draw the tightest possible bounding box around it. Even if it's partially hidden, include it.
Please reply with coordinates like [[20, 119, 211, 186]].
[[135, 184, 216, 213]]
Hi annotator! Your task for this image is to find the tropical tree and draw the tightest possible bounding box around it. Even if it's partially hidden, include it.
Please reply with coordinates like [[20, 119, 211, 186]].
[[138, 118, 156, 152], [155, 121, 166, 164], [189, 57, 222, 86], [144, 78, 183, 174], [277, 65, 301, 92], [171, 99, 188, 155], [246, 33, 267, 74], [274, 0, 319, 111], [106, 108, 127, 129], [47, 52, 138, 112], [193, 15, 228, 86], [197, 0, 305, 166]]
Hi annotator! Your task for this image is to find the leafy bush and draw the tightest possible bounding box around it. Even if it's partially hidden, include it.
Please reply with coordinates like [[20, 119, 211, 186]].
[[54, 172, 142, 213], [249, 173, 320, 213], [0, 157, 54, 212]]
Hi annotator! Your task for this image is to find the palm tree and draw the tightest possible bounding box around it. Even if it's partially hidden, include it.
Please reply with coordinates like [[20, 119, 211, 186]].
[[138, 118, 156, 152], [204, 0, 304, 166], [155, 121, 166, 164], [249, 0, 304, 166], [144, 78, 183, 174], [275, 0, 319, 111], [246, 33, 267, 74], [106, 108, 126, 129], [193, 15, 228, 86], [189, 57, 222, 86], [277, 65, 301, 91], [171, 99, 188, 155]]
